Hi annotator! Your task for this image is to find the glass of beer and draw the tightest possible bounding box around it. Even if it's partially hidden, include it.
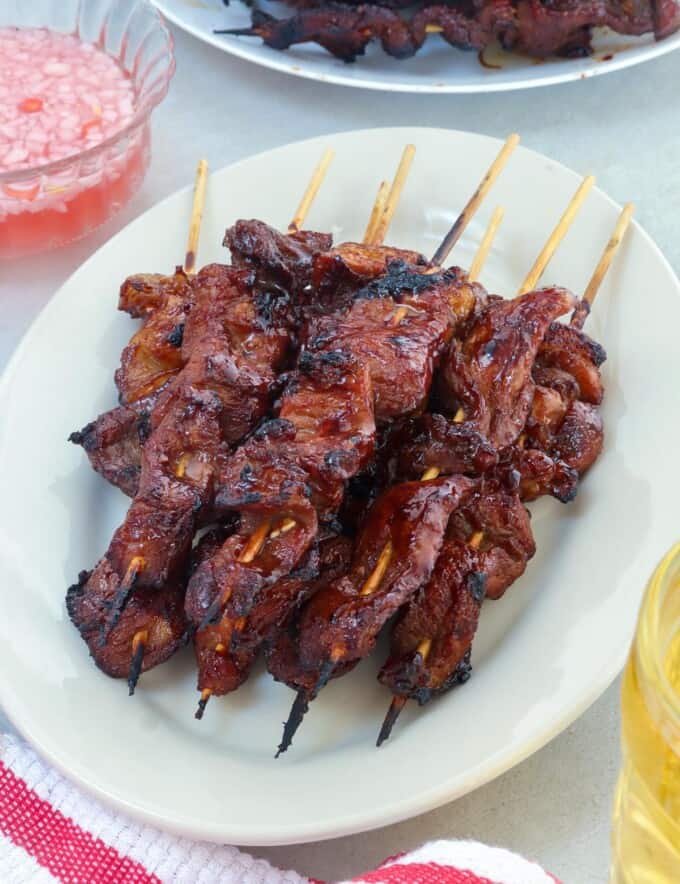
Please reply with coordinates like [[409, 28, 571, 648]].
[[610, 542, 680, 882]]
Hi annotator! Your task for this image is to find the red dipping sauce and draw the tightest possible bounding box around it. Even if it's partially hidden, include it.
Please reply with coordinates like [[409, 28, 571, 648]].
[[0, 26, 166, 258]]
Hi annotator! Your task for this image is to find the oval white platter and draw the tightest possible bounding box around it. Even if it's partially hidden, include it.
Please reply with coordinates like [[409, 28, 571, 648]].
[[154, 0, 680, 93], [1, 127, 679, 845]]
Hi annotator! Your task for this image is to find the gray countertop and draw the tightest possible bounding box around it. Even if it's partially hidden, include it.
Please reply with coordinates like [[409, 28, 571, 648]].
[[3, 24, 676, 882]]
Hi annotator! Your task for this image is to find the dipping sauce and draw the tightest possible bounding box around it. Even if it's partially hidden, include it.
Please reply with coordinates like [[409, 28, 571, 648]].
[[0, 27, 148, 258]]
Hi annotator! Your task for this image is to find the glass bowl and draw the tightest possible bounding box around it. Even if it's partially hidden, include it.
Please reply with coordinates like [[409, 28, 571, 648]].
[[0, 0, 174, 258]]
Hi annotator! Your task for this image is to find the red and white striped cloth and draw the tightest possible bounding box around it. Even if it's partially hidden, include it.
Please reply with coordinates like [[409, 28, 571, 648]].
[[0, 733, 559, 884]]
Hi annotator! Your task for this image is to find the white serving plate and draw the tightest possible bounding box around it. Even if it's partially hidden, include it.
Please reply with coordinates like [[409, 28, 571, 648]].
[[1, 127, 679, 846], [154, 0, 680, 93]]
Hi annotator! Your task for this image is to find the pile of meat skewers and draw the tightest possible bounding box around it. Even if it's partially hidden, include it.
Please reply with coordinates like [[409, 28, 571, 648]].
[[66, 146, 625, 754], [217, 0, 680, 64]]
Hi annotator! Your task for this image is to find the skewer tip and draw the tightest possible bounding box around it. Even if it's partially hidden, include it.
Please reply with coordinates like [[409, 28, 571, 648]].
[[580, 201, 635, 314], [276, 689, 310, 757], [430, 132, 519, 267], [519, 172, 596, 295], [195, 688, 212, 720], [371, 144, 417, 247], [287, 147, 335, 233], [377, 695, 407, 747], [183, 158, 209, 274], [127, 630, 148, 696]]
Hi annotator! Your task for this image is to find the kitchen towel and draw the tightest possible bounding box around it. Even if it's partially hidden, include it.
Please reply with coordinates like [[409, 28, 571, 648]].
[[0, 733, 559, 884]]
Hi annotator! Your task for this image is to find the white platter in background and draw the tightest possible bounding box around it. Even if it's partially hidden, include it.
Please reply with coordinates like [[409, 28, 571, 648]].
[[154, 0, 680, 93], [1, 127, 679, 845]]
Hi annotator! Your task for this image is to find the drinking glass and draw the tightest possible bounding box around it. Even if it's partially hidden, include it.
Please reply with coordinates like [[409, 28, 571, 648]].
[[610, 542, 680, 882]]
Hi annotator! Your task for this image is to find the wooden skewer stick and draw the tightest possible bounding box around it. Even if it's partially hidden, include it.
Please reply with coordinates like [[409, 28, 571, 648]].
[[238, 520, 272, 564], [359, 541, 394, 596], [518, 174, 595, 295], [468, 206, 505, 283], [288, 148, 335, 233], [360, 463, 441, 602], [195, 687, 212, 720], [468, 530, 484, 550], [416, 637, 432, 659], [127, 629, 149, 696], [431, 134, 519, 268], [376, 203, 510, 742], [377, 695, 407, 746], [392, 306, 409, 325], [175, 453, 190, 479], [104, 555, 144, 643], [582, 203, 634, 307], [183, 159, 209, 274], [371, 144, 417, 246], [377, 634, 433, 746], [363, 180, 390, 245], [269, 517, 297, 540]]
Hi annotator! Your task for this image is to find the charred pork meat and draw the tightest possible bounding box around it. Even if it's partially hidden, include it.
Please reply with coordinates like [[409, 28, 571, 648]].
[[377, 480, 534, 743], [219, 0, 678, 63], [268, 474, 474, 752], [72, 262, 294, 656], [185, 263, 479, 701]]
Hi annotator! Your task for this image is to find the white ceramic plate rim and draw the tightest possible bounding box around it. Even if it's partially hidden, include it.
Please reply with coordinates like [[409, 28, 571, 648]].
[[153, 0, 680, 94], [1, 128, 679, 845]]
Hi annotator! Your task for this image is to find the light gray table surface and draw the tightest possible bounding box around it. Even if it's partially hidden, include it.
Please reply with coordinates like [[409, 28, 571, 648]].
[[3, 24, 679, 883]]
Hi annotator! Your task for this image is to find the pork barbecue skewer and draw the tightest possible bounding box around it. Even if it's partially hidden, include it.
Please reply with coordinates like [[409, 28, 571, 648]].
[[68, 158, 211, 693], [225, 135, 517, 585], [272, 284, 576, 754], [267, 140, 525, 753], [272, 173, 625, 753], [68, 163, 210, 496], [67, 151, 337, 692], [217, 1, 678, 65], [186, 146, 465, 717], [376, 200, 633, 744], [70, 152, 335, 499], [187, 139, 520, 719]]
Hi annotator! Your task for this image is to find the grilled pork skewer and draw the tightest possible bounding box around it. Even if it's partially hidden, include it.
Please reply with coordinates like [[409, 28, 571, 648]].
[[376, 203, 632, 744], [68, 154, 335, 690], [70, 155, 334, 498], [217, 135, 517, 632], [377, 480, 535, 745], [185, 146, 437, 714], [218, 0, 673, 64], [67, 160, 210, 691], [265, 143, 520, 749], [271, 284, 575, 753], [272, 183, 625, 751], [186, 261, 472, 713]]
